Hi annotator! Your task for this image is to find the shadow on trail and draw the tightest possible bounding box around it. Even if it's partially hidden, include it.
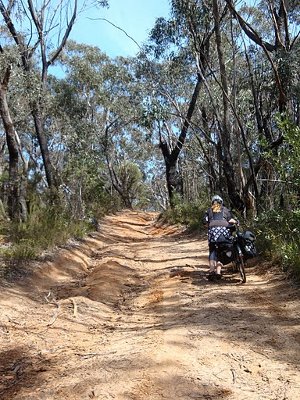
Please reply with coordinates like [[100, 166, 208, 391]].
[[0, 346, 52, 400], [0, 345, 233, 400], [110, 262, 300, 371], [170, 268, 242, 286]]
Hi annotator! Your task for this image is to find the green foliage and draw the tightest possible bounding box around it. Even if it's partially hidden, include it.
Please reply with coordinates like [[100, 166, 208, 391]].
[[113, 161, 150, 209], [255, 209, 300, 279], [275, 116, 300, 192], [1, 204, 90, 261], [161, 196, 207, 231]]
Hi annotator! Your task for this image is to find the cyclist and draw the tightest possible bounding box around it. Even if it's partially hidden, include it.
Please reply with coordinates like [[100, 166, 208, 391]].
[[203, 195, 237, 280]]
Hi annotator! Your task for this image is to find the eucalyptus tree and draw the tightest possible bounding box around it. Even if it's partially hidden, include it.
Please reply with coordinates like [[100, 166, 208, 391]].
[[147, 0, 299, 215], [139, 0, 217, 208], [209, 0, 248, 211], [222, 0, 300, 210], [184, 1, 272, 214], [0, 62, 20, 220], [140, 0, 260, 213], [54, 41, 152, 211], [225, 0, 300, 115], [0, 0, 108, 200], [0, 45, 36, 220]]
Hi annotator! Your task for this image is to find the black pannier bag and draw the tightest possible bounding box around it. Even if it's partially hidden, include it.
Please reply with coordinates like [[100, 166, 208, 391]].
[[215, 234, 234, 265], [238, 230, 257, 260]]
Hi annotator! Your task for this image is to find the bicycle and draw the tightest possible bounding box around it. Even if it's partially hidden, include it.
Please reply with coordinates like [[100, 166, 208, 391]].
[[214, 225, 247, 283]]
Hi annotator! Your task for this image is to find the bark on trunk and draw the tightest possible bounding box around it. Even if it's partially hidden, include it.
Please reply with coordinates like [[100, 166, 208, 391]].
[[31, 109, 58, 191], [159, 140, 183, 207], [0, 66, 20, 220], [212, 0, 244, 212], [160, 74, 203, 207], [0, 1, 78, 194]]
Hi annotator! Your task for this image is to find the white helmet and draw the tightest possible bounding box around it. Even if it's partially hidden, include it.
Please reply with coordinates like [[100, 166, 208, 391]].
[[211, 195, 223, 204]]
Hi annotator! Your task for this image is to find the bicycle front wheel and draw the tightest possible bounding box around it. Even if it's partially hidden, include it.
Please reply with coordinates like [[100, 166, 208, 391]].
[[236, 255, 246, 283]]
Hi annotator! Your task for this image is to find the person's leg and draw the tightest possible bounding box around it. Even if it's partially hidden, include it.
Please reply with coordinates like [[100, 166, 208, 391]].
[[209, 242, 223, 280], [216, 261, 223, 276], [209, 259, 216, 272], [208, 243, 217, 276]]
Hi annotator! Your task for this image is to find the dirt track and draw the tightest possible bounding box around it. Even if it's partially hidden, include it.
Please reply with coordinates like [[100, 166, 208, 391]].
[[0, 210, 300, 400]]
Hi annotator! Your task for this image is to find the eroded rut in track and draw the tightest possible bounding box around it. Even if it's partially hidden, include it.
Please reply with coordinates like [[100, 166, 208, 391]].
[[0, 210, 300, 400]]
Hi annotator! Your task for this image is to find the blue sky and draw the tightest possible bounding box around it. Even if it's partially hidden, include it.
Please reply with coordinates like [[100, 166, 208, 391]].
[[70, 0, 171, 57]]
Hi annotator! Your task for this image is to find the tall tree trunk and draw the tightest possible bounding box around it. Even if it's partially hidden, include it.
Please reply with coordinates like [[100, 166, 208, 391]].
[[212, 0, 244, 212], [0, 66, 20, 220], [0, 0, 78, 193], [31, 108, 58, 191], [160, 73, 203, 207], [159, 141, 183, 207]]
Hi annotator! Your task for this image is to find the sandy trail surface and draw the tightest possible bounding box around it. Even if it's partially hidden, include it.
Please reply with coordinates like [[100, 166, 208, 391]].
[[0, 210, 299, 400]]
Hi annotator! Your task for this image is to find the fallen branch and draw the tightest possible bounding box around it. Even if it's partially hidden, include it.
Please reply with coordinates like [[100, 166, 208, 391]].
[[71, 298, 78, 318], [75, 352, 103, 359], [231, 368, 236, 384], [47, 302, 61, 327], [75, 350, 117, 359]]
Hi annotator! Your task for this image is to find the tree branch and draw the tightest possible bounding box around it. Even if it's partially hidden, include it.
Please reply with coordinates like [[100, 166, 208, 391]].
[[47, 0, 78, 66], [224, 0, 275, 52]]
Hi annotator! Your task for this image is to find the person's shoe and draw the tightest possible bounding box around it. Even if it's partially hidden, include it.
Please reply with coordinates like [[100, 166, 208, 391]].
[[215, 273, 222, 280], [207, 271, 216, 281]]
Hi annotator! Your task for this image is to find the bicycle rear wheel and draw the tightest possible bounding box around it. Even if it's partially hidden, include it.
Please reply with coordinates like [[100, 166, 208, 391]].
[[236, 255, 246, 283]]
